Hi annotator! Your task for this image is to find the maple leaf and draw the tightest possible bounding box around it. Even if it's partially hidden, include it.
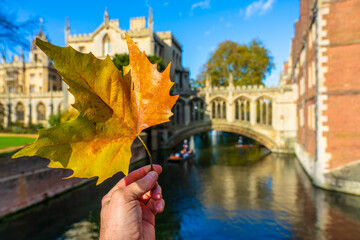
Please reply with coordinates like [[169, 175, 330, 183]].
[[12, 34, 179, 184]]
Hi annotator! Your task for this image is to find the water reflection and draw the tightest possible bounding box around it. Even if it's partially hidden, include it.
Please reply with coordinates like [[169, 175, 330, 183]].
[[1, 132, 360, 239]]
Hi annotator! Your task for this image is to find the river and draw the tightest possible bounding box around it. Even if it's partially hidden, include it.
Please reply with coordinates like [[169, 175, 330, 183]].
[[2, 131, 360, 239]]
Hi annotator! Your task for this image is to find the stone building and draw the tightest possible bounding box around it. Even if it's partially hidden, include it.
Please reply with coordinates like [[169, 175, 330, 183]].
[[0, 8, 193, 128], [0, 28, 63, 127], [283, 0, 360, 194], [66, 9, 191, 94]]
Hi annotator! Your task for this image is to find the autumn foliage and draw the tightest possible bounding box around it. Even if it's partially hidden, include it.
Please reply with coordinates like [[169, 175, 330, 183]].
[[13, 35, 178, 184]]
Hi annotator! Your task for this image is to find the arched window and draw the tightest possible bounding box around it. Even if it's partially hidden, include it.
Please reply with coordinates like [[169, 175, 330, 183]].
[[234, 97, 250, 122], [256, 97, 272, 125], [190, 99, 205, 122], [16, 102, 25, 122], [103, 34, 111, 56], [37, 102, 46, 121], [0, 103, 5, 127], [211, 97, 226, 120]]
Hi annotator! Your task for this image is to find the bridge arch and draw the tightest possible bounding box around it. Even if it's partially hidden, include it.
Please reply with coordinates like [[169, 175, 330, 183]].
[[165, 121, 278, 151]]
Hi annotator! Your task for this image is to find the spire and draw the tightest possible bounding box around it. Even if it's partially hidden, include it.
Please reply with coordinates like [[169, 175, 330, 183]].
[[104, 8, 109, 24], [66, 17, 70, 32], [148, 7, 153, 30], [35, 17, 48, 41], [65, 17, 70, 44], [39, 18, 43, 33]]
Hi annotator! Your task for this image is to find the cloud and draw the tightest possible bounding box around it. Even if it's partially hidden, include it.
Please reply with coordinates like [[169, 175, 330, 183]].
[[191, 0, 211, 11], [204, 30, 211, 35], [245, 0, 275, 18], [225, 23, 232, 28]]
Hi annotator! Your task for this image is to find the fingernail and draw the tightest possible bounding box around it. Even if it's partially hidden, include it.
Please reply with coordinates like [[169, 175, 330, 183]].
[[147, 171, 157, 180], [156, 201, 163, 210]]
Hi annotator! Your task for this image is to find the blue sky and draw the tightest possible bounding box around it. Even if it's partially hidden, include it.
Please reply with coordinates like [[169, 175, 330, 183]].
[[7, 0, 299, 86]]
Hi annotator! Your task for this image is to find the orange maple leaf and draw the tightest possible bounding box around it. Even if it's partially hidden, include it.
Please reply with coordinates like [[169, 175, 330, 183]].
[[13, 34, 178, 184]]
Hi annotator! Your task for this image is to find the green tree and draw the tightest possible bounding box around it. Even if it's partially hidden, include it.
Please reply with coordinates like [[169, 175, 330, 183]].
[[197, 40, 274, 87], [112, 53, 166, 72]]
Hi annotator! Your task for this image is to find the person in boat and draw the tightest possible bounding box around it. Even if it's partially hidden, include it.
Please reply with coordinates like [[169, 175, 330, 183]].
[[238, 136, 243, 146], [182, 139, 189, 152], [181, 139, 194, 158]]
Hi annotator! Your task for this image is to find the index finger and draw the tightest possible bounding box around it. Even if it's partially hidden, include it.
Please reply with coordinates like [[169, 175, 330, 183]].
[[107, 164, 162, 196]]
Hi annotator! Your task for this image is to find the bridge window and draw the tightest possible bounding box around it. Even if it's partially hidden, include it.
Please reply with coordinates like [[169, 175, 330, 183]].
[[211, 97, 226, 120], [222, 102, 226, 119], [37, 102, 46, 121], [190, 99, 204, 122], [256, 97, 272, 125], [212, 102, 216, 119], [16, 102, 25, 122], [0, 103, 5, 127], [234, 97, 250, 122]]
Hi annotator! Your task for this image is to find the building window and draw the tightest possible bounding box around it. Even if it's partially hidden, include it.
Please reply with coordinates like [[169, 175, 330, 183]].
[[37, 102, 46, 121], [16, 102, 25, 122], [0, 103, 5, 127], [30, 85, 35, 93], [299, 107, 304, 127], [34, 54, 38, 62], [307, 104, 315, 130], [30, 74, 35, 80], [103, 34, 111, 56]]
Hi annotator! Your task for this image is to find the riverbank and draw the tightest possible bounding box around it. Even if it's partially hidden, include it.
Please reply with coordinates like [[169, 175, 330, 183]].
[[0, 134, 147, 218]]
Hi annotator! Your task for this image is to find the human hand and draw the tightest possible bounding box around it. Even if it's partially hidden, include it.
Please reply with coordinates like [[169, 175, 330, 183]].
[[100, 165, 164, 240]]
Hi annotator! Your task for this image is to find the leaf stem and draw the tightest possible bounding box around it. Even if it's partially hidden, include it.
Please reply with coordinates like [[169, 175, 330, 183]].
[[137, 135, 153, 171]]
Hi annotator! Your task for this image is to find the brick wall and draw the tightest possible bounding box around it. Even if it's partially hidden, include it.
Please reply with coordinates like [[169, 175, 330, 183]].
[[323, 0, 360, 169]]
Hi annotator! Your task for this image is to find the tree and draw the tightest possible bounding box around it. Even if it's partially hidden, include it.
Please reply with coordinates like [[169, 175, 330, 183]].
[[196, 40, 274, 87], [0, 4, 37, 58], [112, 53, 166, 72]]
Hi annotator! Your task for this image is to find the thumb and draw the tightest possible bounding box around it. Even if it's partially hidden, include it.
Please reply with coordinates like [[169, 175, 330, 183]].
[[126, 171, 158, 200]]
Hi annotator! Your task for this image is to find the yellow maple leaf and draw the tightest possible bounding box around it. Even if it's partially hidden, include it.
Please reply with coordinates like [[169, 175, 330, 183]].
[[12, 34, 178, 184]]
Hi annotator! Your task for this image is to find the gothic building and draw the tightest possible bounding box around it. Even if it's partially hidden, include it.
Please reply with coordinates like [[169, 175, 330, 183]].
[[0, 28, 63, 127], [0, 8, 193, 128], [66, 9, 191, 95]]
